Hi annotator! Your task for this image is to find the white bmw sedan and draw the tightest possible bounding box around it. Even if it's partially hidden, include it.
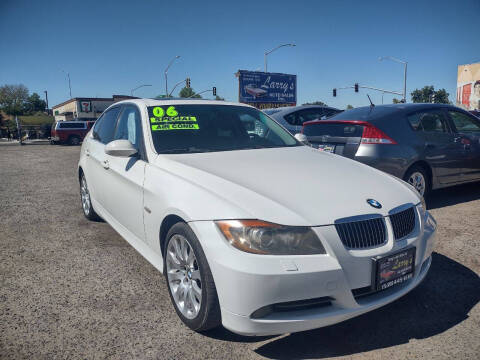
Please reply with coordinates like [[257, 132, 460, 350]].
[[78, 99, 437, 336]]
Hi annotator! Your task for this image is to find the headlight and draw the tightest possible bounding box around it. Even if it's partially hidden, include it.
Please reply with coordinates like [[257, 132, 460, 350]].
[[417, 196, 427, 219], [215, 220, 326, 255]]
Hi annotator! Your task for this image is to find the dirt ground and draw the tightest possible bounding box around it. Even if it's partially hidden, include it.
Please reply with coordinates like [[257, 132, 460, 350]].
[[1, 144, 479, 359]]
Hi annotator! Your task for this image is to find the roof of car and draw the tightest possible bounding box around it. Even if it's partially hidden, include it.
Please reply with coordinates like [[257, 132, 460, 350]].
[[268, 105, 340, 116], [323, 103, 459, 122], [112, 98, 254, 108]]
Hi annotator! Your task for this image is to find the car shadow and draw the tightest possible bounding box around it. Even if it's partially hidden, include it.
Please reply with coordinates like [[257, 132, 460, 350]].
[[426, 181, 480, 210], [202, 253, 479, 358]]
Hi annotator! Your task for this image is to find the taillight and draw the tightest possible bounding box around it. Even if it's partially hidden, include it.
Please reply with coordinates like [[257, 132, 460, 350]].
[[361, 124, 397, 144]]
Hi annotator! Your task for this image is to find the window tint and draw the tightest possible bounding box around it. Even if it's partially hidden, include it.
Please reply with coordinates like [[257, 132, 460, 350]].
[[284, 112, 298, 126], [408, 111, 448, 133], [298, 109, 325, 124], [58, 122, 85, 129], [95, 107, 121, 144], [407, 114, 423, 131], [448, 111, 480, 133], [114, 106, 143, 150]]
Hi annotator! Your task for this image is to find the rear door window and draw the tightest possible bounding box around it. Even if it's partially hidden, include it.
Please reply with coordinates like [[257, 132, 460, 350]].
[[297, 109, 326, 124], [283, 112, 299, 126], [408, 111, 450, 133]]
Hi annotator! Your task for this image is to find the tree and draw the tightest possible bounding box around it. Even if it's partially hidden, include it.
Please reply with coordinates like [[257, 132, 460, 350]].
[[24, 92, 46, 113], [215, 95, 225, 101], [155, 94, 171, 99], [346, 104, 354, 109], [179, 87, 202, 98], [433, 88, 450, 104], [302, 101, 327, 106], [392, 98, 402, 104], [0, 84, 29, 115], [411, 86, 450, 104]]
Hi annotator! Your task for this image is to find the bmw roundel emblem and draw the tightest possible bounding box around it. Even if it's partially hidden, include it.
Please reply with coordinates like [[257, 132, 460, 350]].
[[367, 199, 382, 209]]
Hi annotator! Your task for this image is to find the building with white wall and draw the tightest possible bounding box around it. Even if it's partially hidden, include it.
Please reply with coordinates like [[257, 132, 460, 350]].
[[52, 95, 137, 121]]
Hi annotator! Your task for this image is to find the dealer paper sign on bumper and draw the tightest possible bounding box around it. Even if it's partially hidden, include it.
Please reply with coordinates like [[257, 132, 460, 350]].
[[237, 70, 296, 109]]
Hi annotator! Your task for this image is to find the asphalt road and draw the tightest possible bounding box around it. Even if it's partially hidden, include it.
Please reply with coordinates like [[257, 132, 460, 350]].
[[1, 144, 479, 360]]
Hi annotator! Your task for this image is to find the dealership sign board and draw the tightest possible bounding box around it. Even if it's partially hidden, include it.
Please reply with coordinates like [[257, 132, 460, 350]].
[[457, 62, 480, 111], [237, 70, 296, 109]]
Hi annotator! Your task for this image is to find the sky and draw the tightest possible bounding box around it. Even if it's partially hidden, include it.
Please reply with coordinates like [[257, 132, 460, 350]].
[[1, 0, 479, 109]]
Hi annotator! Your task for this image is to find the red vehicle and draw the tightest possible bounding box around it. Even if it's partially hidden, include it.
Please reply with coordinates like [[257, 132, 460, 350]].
[[50, 120, 95, 145]]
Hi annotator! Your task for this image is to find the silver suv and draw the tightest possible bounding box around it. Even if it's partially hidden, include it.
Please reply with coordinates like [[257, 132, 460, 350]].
[[264, 105, 342, 134]]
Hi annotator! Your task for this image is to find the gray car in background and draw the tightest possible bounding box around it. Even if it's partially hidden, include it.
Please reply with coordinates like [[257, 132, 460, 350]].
[[264, 105, 342, 134], [301, 103, 480, 196]]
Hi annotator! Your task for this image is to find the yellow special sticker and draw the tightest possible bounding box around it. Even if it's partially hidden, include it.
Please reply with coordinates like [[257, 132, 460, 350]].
[[150, 116, 197, 123], [151, 123, 200, 131], [152, 106, 178, 118]]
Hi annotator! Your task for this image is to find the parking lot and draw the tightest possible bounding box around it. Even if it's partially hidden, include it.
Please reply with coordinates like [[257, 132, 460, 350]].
[[1, 144, 479, 359]]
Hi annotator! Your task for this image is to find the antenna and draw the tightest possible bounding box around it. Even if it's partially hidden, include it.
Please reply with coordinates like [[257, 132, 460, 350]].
[[367, 94, 375, 107]]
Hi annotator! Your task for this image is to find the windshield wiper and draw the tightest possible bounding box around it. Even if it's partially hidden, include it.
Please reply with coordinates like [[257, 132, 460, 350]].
[[158, 147, 213, 154]]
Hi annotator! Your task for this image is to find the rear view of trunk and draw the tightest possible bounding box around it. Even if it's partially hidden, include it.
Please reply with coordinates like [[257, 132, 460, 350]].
[[302, 121, 396, 158]]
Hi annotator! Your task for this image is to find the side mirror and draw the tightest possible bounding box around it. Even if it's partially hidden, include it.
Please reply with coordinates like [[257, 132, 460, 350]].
[[105, 139, 138, 157], [294, 133, 309, 144]]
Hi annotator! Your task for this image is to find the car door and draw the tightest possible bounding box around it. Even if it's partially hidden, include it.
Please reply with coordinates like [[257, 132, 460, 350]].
[[84, 106, 121, 211], [446, 109, 480, 181], [411, 109, 466, 184], [101, 104, 147, 242]]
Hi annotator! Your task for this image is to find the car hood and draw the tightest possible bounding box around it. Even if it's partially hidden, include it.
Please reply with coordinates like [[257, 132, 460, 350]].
[[153, 146, 420, 226]]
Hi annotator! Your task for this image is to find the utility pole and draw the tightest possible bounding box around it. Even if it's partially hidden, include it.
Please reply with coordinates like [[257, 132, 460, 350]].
[[44, 90, 49, 114]]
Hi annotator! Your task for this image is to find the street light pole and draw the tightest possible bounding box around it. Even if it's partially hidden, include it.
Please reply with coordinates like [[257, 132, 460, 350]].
[[165, 55, 180, 96], [60, 70, 72, 98], [264, 43, 296, 72], [379, 56, 408, 102], [130, 84, 152, 96]]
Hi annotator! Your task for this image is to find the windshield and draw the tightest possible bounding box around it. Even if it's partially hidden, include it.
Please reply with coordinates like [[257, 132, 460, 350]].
[[148, 104, 300, 153]]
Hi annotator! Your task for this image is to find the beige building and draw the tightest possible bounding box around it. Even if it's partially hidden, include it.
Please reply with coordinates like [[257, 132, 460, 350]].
[[52, 95, 137, 121], [457, 62, 480, 111]]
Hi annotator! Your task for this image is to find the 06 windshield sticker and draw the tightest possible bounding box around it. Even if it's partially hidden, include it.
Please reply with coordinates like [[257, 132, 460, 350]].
[[149, 106, 199, 131]]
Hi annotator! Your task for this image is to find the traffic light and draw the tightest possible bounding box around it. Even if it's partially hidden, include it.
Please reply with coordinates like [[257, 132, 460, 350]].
[[213, 87, 216, 96], [186, 78, 191, 88], [354, 83, 359, 92], [333, 88, 337, 97]]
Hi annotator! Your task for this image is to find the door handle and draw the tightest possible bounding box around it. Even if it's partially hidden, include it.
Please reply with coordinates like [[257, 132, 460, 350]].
[[85, 149, 90, 157], [102, 160, 110, 170], [425, 143, 435, 149]]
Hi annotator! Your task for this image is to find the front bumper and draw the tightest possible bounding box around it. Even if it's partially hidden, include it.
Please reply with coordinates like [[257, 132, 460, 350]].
[[189, 209, 436, 336]]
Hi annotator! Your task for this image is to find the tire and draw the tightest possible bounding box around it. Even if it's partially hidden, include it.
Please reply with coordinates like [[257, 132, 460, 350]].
[[50, 140, 56, 145], [404, 164, 431, 197], [164, 222, 221, 332], [69, 136, 81, 146], [79, 173, 101, 221]]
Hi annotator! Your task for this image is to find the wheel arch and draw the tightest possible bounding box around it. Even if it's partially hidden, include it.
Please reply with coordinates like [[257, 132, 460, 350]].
[[403, 160, 433, 188], [159, 214, 187, 259]]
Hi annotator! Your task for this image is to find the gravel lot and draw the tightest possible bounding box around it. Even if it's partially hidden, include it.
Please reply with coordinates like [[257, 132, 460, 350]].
[[1, 144, 479, 360]]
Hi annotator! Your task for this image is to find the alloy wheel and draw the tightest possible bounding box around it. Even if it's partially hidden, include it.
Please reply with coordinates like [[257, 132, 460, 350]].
[[408, 171, 426, 196], [166, 234, 202, 319], [80, 176, 91, 215]]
